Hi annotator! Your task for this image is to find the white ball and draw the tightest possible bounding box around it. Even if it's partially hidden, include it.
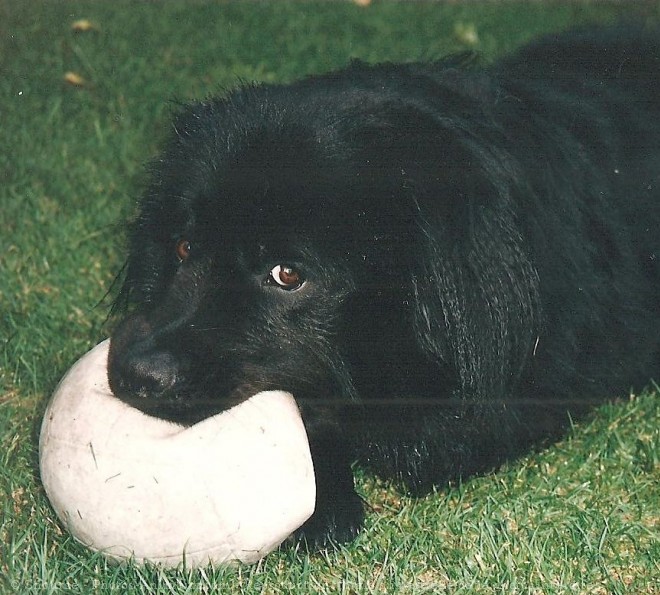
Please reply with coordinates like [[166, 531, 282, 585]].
[[39, 340, 316, 567]]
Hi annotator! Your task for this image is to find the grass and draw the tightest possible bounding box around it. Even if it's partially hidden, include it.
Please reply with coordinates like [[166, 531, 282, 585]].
[[1, 1, 659, 593]]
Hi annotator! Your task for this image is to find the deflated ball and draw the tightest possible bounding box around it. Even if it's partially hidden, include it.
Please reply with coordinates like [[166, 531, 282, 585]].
[[39, 340, 316, 567]]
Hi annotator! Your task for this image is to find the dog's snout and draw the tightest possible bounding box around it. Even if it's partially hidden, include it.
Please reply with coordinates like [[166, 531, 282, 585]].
[[118, 350, 179, 398], [108, 313, 183, 401]]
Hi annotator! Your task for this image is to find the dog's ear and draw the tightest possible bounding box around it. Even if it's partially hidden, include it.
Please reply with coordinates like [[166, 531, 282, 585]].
[[339, 96, 541, 403], [409, 162, 541, 404]]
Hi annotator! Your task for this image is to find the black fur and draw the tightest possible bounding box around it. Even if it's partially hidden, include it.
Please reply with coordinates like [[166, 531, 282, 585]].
[[108, 27, 660, 547]]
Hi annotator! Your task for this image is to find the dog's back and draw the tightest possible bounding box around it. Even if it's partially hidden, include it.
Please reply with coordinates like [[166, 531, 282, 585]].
[[493, 27, 660, 402]]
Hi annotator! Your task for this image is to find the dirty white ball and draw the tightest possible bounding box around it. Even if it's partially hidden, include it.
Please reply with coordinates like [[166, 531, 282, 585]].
[[39, 340, 316, 568]]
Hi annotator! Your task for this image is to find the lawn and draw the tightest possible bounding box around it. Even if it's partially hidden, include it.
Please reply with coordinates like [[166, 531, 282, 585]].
[[1, 1, 658, 593]]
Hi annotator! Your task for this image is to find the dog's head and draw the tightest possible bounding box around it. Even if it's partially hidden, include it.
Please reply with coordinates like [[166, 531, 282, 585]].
[[108, 63, 540, 424]]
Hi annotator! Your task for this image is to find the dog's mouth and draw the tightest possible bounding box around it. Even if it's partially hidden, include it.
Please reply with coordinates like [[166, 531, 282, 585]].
[[108, 372, 250, 426], [107, 337, 279, 425], [107, 345, 207, 425]]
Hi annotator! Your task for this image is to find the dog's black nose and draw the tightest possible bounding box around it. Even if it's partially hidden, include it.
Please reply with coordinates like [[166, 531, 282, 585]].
[[115, 350, 179, 399], [108, 345, 180, 401], [107, 312, 183, 402]]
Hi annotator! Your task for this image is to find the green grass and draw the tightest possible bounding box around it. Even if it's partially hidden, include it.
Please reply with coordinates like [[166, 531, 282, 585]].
[[1, 1, 659, 593]]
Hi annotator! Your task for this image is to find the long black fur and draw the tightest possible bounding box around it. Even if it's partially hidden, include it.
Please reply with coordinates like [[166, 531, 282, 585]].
[[108, 26, 660, 547]]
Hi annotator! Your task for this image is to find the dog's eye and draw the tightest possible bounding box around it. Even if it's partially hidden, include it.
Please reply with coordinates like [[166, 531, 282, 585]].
[[175, 239, 192, 262], [269, 265, 304, 290]]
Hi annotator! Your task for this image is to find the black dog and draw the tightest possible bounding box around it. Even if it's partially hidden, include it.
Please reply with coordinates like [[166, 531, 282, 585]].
[[108, 26, 660, 547]]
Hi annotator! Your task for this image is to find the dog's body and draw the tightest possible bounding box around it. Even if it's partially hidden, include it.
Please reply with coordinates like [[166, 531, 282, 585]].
[[109, 27, 660, 546]]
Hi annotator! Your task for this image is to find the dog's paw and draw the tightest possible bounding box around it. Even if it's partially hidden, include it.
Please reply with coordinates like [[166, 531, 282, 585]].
[[291, 489, 365, 550]]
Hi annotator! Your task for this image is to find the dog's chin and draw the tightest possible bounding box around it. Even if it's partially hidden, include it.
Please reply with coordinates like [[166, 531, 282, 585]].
[[108, 383, 235, 426], [109, 369, 286, 425]]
